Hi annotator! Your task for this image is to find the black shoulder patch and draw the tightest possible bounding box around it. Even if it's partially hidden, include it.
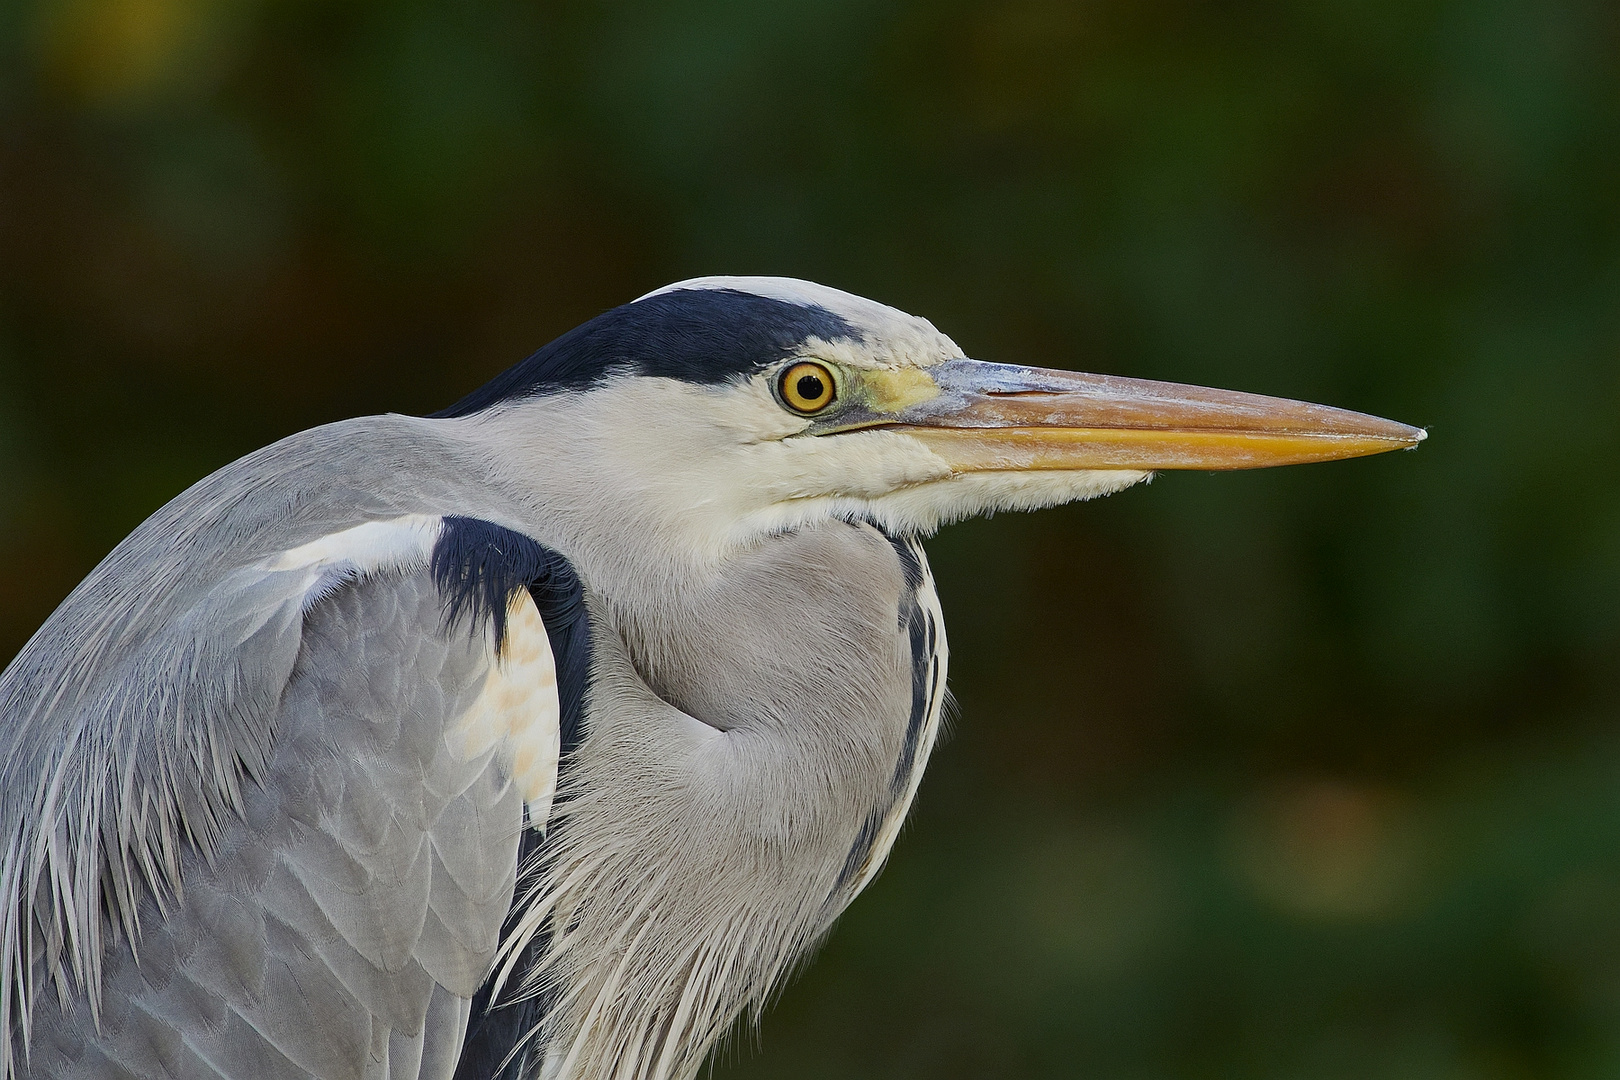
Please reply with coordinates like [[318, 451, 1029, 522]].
[[435, 516, 594, 1080], [432, 288, 861, 416], [429, 516, 592, 756], [431, 517, 552, 648]]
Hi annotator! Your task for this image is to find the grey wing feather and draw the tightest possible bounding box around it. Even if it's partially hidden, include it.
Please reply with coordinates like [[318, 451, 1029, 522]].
[[12, 554, 535, 1080], [0, 418, 506, 1062]]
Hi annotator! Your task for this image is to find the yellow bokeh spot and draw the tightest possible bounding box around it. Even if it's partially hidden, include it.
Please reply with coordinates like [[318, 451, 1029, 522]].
[[1228, 779, 1429, 922], [36, 0, 218, 104]]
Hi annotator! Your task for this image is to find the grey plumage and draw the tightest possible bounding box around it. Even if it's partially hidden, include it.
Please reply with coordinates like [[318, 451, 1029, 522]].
[[0, 420, 503, 1074], [25, 567, 520, 1080], [500, 521, 941, 1078], [0, 276, 1423, 1080], [0, 407, 943, 1080]]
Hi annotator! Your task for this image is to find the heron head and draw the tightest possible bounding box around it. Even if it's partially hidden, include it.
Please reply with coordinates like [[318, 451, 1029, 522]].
[[445, 276, 1424, 562]]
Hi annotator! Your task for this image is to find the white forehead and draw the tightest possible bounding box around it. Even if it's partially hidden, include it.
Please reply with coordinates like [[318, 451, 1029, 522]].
[[637, 276, 966, 368]]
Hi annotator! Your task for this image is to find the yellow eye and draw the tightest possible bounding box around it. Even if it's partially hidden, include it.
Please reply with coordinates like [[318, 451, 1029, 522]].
[[778, 362, 837, 414]]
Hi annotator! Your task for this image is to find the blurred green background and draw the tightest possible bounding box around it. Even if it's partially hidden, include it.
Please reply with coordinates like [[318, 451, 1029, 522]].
[[2, 0, 1618, 1076]]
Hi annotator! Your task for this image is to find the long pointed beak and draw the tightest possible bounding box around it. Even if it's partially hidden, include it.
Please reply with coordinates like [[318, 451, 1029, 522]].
[[877, 359, 1425, 471]]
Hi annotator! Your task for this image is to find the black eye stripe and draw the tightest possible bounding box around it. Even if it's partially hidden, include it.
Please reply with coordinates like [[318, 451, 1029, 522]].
[[433, 289, 861, 416]]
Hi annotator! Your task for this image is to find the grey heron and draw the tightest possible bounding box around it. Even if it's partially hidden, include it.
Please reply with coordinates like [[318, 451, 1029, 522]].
[[0, 277, 1423, 1080]]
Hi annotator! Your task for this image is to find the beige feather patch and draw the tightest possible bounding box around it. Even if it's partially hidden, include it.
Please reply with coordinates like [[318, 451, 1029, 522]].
[[448, 590, 562, 831]]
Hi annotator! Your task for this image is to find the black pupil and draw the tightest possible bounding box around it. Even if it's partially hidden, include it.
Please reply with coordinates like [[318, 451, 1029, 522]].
[[795, 374, 825, 402]]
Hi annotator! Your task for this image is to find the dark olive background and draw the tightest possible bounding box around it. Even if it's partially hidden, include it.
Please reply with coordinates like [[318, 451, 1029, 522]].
[[2, 1, 1618, 1076]]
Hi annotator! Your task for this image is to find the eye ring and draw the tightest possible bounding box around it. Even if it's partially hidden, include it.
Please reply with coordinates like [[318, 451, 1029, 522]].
[[777, 362, 837, 415]]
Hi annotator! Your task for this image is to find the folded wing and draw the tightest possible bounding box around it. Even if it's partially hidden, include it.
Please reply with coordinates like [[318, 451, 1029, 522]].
[[1, 516, 581, 1080]]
